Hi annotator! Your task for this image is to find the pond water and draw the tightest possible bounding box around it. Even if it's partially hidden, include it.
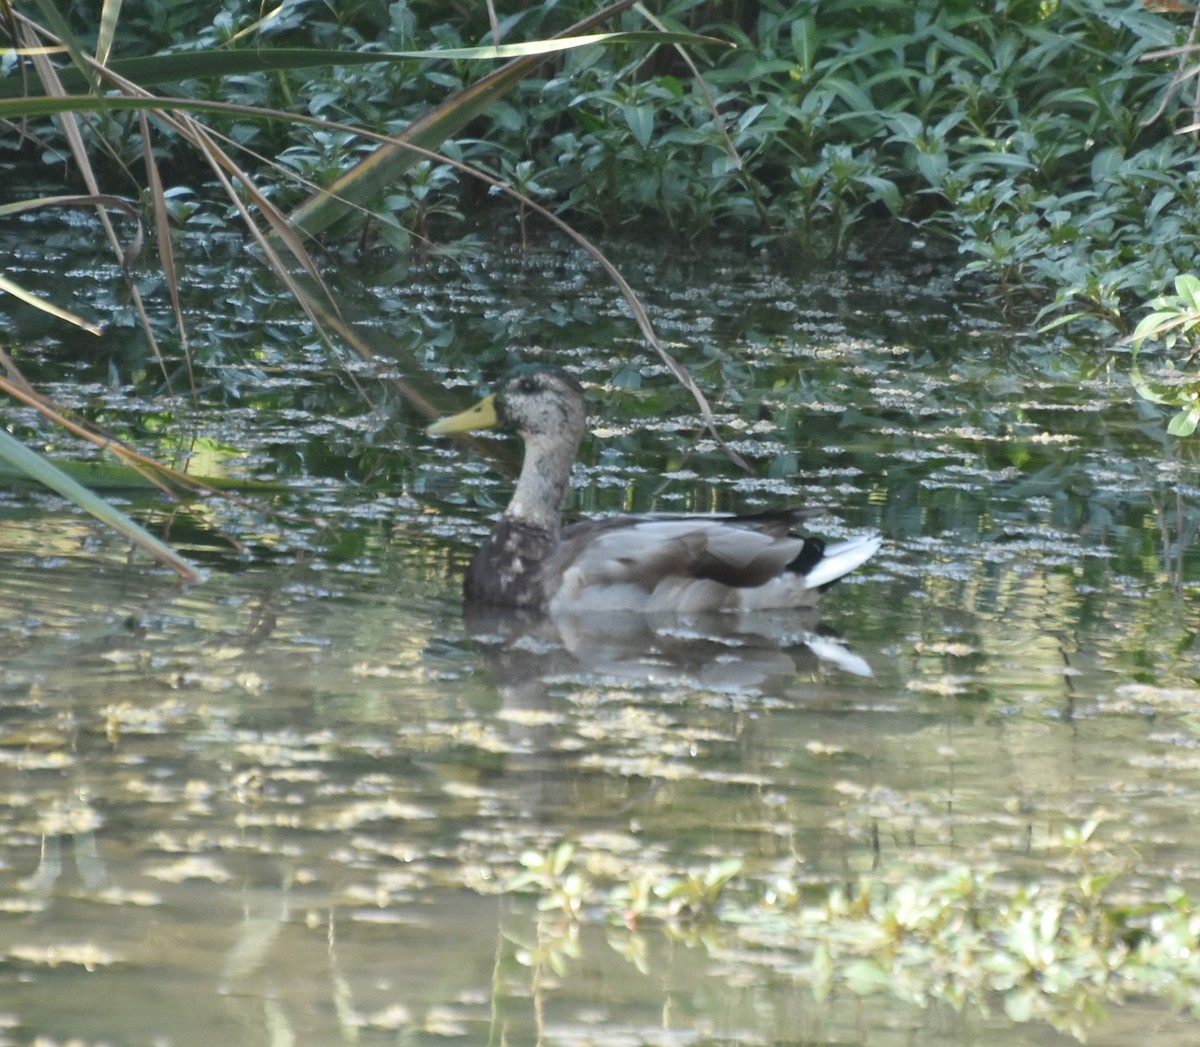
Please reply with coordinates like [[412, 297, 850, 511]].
[[2, 228, 1200, 1046]]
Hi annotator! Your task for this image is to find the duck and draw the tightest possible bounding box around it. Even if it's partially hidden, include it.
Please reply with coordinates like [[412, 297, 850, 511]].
[[427, 363, 881, 614]]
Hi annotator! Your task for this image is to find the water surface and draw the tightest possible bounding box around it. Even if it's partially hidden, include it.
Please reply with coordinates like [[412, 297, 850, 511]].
[[1, 231, 1200, 1045]]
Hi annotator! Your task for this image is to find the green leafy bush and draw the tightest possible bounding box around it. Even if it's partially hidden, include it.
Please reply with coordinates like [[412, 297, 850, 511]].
[[1130, 274, 1200, 436], [9, 1, 1194, 295], [7, 0, 1200, 410]]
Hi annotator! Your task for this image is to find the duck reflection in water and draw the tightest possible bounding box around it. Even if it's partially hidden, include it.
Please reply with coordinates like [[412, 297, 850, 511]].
[[464, 602, 871, 696]]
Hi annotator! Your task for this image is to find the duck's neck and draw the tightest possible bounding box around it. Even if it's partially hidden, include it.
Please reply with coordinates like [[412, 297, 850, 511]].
[[504, 430, 579, 537]]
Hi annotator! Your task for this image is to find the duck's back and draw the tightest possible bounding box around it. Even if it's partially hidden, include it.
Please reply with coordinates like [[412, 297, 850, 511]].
[[543, 511, 878, 614]]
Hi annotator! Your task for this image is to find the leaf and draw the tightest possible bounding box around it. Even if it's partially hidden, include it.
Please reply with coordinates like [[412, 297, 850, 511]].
[[792, 15, 818, 70], [1176, 274, 1200, 312], [818, 75, 877, 114], [810, 942, 833, 1002], [622, 103, 654, 148], [1146, 188, 1176, 225], [705, 857, 743, 886], [858, 174, 901, 214], [96, 0, 121, 65], [1167, 407, 1199, 437], [1131, 309, 1192, 353], [1038, 310, 1099, 334], [916, 149, 949, 188], [1130, 362, 1173, 405], [1004, 987, 1038, 1023], [736, 102, 768, 132], [883, 111, 923, 140], [929, 24, 993, 67], [969, 151, 1036, 172], [552, 842, 576, 876]]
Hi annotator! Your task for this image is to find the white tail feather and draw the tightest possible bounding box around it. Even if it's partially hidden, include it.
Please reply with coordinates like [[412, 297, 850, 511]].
[[802, 533, 883, 589]]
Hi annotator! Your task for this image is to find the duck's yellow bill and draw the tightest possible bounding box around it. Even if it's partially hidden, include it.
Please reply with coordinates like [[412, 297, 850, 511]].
[[427, 393, 498, 435]]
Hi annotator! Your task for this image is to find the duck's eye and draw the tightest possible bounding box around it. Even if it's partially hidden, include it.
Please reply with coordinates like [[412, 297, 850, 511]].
[[517, 376, 539, 394]]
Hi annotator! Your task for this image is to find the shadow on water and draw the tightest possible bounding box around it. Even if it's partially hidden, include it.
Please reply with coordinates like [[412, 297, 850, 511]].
[[2, 232, 1200, 1045]]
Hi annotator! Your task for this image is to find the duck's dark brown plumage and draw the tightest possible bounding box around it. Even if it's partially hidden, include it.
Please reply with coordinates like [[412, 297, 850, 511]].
[[428, 364, 881, 614], [463, 515, 556, 607]]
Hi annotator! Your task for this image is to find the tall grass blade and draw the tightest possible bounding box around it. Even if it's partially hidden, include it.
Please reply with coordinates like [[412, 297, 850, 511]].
[[95, 0, 121, 65], [0, 427, 204, 582], [20, 13, 173, 383], [0, 35, 722, 99], [138, 109, 194, 393], [0, 273, 102, 333]]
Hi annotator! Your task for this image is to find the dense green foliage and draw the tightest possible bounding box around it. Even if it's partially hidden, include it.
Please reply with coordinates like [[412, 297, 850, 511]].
[[8, 0, 1197, 337]]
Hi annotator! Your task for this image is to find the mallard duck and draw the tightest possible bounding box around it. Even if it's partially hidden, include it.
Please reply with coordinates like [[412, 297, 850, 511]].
[[428, 364, 881, 614]]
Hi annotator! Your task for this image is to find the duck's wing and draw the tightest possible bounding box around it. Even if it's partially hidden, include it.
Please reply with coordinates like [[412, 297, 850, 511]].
[[546, 511, 877, 613]]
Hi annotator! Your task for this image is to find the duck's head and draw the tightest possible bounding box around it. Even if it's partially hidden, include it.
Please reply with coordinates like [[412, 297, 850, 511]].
[[428, 364, 587, 441]]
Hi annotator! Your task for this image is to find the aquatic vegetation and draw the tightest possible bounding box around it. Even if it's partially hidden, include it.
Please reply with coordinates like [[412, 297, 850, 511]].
[[508, 843, 588, 918], [505, 819, 1200, 1041]]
